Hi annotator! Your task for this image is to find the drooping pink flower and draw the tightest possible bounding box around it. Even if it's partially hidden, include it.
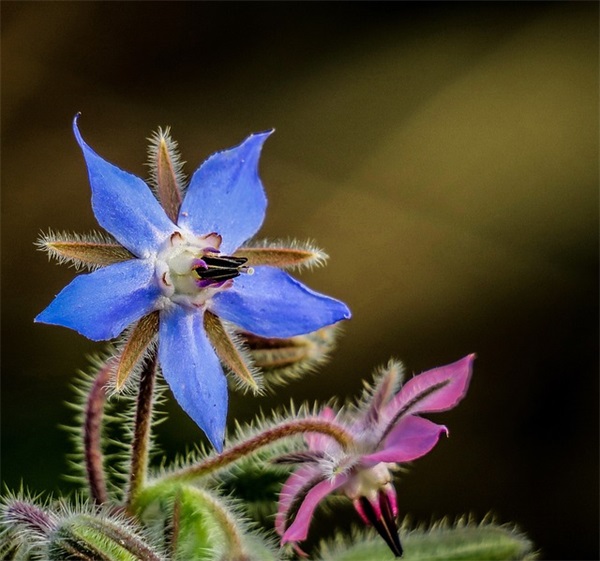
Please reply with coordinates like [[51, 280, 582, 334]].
[[275, 354, 474, 557]]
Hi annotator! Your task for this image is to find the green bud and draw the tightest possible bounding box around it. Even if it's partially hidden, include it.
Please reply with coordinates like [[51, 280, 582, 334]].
[[134, 481, 276, 561], [47, 512, 165, 561]]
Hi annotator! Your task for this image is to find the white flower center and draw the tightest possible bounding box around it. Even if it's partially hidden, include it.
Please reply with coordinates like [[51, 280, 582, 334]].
[[342, 462, 394, 501], [155, 231, 251, 309]]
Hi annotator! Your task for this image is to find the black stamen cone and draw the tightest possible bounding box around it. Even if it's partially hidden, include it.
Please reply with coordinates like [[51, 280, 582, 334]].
[[358, 492, 403, 558], [194, 255, 249, 282]]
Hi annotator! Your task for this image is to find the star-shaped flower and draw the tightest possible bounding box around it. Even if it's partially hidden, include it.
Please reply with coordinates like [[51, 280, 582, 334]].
[[275, 355, 474, 557], [36, 116, 350, 451]]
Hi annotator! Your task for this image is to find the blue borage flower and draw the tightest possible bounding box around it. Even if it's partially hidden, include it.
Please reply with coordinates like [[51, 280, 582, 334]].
[[36, 116, 351, 450]]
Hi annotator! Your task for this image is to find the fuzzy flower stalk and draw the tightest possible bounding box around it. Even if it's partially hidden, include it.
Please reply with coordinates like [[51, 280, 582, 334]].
[[35, 116, 350, 451], [275, 354, 474, 557]]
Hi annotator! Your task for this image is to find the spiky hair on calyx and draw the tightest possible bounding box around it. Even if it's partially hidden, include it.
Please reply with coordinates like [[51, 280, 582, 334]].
[[207, 316, 265, 397], [35, 229, 133, 271], [238, 323, 342, 393], [145, 127, 187, 198], [348, 358, 405, 418], [237, 237, 329, 272]]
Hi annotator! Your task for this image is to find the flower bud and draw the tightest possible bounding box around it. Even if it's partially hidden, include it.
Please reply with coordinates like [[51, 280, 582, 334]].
[[134, 481, 276, 561], [0, 498, 58, 558], [47, 512, 164, 561]]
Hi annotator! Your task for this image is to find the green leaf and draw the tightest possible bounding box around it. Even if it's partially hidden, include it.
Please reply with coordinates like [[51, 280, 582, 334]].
[[316, 518, 537, 561]]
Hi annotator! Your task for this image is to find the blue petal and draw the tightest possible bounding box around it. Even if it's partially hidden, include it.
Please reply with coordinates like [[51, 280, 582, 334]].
[[178, 131, 273, 254], [73, 115, 176, 257], [158, 306, 227, 451], [210, 267, 351, 338], [35, 259, 161, 341]]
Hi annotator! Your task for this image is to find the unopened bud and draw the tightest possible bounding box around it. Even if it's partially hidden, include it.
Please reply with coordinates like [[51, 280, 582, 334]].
[[134, 481, 276, 561], [2, 499, 58, 537], [0, 498, 58, 558], [47, 512, 165, 561]]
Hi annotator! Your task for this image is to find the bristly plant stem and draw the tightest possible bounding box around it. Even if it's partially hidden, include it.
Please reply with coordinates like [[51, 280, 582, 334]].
[[84, 359, 114, 505], [162, 418, 355, 483], [125, 349, 158, 513]]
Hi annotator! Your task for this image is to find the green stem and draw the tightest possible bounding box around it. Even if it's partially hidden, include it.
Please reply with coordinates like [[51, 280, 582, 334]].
[[161, 418, 355, 483], [125, 349, 158, 513], [187, 487, 247, 560]]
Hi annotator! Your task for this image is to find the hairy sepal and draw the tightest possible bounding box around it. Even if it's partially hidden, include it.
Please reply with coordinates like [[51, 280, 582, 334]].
[[204, 312, 263, 395], [113, 312, 160, 392], [354, 359, 405, 427], [235, 238, 328, 271], [146, 127, 185, 223], [37, 230, 134, 270], [239, 324, 341, 390]]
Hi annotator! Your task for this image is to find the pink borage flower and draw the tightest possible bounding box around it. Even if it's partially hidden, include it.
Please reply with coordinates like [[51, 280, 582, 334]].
[[275, 354, 474, 557]]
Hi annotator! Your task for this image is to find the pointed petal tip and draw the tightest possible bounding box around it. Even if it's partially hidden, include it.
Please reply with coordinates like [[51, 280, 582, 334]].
[[251, 128, 275, 139], [329, 300, 351, 324], [72, 113, 86, 147], [203, 413, 226, 453], [458, 352, 476, 379], [239, 129, 274, 152], [72, 112, 100, 163], [341, 302, 352, 320], [34, 307, 107, 342], [207, 430, 225, 453]]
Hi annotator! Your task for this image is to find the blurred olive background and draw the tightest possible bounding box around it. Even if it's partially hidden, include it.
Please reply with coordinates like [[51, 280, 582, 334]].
[[2, 2, 598, 559]]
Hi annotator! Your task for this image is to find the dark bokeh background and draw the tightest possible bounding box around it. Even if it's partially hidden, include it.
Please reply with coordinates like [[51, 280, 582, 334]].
[[2, 3, 598, 560]]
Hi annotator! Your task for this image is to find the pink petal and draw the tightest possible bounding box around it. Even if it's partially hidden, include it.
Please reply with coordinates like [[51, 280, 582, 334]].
[[384, 354, 474, 422], [281, 473, 350, 544], [275, 465, 320, 537], [362, 416, 447, 466]]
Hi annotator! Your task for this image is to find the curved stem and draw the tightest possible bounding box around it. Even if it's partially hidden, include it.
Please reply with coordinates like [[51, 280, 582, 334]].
[[162, 418, 355, 483], [125, 349, 158, 513], [84, 359, 114, 505]]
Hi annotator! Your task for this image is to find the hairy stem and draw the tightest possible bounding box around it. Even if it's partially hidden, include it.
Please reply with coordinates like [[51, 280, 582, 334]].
[[163, 418, 355, 483], [125, 349, 158, 513], [84, 359, 114, 505], [187, 487, 248, 560]]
